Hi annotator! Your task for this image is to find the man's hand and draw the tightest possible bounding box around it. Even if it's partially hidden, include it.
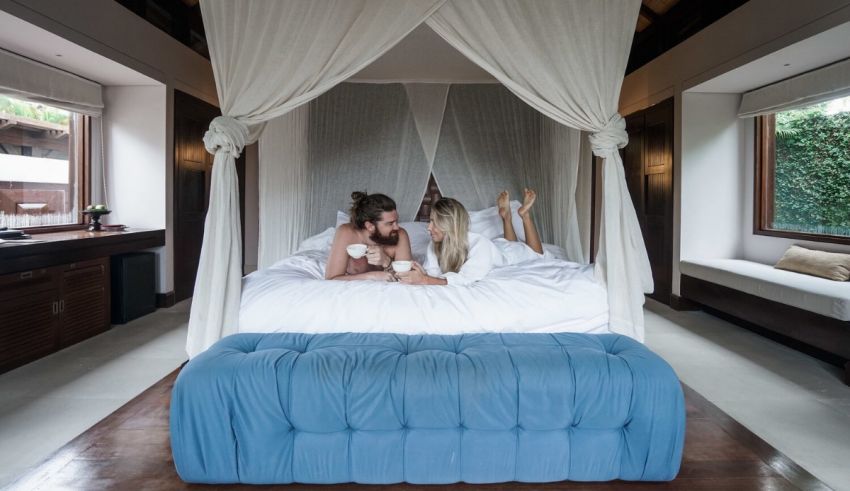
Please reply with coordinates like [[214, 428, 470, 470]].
[[366, 245, 390, 268]]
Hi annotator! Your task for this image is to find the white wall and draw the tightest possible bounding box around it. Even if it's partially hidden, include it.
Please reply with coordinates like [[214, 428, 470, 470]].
[[103, 86, 170, 291], [620, 0, 850, 296], [679, 93, 745, 266]]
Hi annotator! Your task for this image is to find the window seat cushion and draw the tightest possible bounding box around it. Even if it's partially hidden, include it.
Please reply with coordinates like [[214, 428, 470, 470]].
[[680, 258, 850, 321]]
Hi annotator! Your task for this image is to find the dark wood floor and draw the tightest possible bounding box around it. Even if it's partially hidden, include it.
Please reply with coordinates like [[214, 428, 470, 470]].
[[7, 370, 831, 491]]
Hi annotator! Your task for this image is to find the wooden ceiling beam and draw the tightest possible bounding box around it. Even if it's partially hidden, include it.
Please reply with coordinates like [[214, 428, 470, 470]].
[[640, 4, 660, 22]]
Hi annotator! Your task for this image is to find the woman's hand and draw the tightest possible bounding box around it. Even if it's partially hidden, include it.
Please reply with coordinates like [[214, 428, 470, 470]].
[[366, 245, 390, 268], [397, 262, 428, 285]]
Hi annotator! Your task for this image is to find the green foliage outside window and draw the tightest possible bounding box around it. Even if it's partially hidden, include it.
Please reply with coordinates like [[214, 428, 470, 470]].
[[773, 101, 850, 237], [0, 95, 70, 125]]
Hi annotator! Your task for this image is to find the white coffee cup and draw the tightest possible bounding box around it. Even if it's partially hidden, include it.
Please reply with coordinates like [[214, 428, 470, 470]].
[[392, 260, 412, 273], [346, 243, 368, 259]]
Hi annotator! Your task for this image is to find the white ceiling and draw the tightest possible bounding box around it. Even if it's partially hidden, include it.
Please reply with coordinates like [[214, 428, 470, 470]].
[[349, 24, 497, 84], [0, 9, 158, 86], [689, 21, 850, 93]]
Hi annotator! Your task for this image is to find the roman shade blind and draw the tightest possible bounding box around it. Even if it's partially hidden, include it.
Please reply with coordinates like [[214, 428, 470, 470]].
[[0, 48, 103, 116], [738, 58, 850, 118]]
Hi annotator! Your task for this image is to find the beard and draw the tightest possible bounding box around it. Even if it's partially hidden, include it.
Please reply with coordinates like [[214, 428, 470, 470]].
[[370, 228, 399, 246]]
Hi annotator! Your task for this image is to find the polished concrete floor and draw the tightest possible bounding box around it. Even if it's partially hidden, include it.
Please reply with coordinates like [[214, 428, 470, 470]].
[[0, 300, 190, 488], [643, 299, 850, 491], [0, 299, 848, 490]]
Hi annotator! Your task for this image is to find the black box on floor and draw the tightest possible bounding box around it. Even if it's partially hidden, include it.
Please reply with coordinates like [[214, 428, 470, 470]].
[[111, 252, 156, 324]]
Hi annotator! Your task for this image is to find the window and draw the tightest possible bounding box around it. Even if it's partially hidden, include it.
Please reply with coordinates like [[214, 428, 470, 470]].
[[0, 96, 89, 230], [755, 95, 850, 244]]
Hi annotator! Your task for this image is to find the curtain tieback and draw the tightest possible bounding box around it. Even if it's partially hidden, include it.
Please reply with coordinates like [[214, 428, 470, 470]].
[[203, 115, 249, 158], [589, 114, 628, 158]]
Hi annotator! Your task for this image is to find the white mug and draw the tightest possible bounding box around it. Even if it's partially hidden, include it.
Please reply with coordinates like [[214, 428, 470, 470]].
[[392, 260, 412, 273], [346, 243, 367, 259]]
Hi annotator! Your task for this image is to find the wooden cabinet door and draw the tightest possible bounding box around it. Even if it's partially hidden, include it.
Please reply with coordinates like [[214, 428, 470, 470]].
[[0, 268, 60, 373], [58, 258, 110, 348], [642, 100, 674, 305], [621, 98, 674, 305], [175, 90, 219, 302], [174, 90, 245, 302]]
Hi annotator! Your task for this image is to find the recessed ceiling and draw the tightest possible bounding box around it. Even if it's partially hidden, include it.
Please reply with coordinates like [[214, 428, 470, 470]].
[[348, 24, 497, 84], [0, 9, 159, 86], [688, 21, 850, 93]]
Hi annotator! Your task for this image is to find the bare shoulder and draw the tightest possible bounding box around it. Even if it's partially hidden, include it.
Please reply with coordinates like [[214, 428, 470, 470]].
[[396, 226, 410, 239], [333, 223, 359, 241]]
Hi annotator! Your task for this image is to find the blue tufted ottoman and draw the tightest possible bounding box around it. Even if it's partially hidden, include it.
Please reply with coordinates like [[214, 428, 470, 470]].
[[170, 332, 685, 484]]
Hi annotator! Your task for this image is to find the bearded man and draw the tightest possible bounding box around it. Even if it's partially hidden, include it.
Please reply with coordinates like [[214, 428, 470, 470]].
[[325, 191, 413, 281]]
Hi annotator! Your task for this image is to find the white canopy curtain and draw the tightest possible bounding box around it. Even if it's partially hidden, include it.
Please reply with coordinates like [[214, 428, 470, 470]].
[[425, 0, 651, 339], [191, 0, 648, 357], [431, 84, 591, 261], [433, 84, 550, 239], [543, 121, 593, 263], [190, 0, 446, 357], [257, 103, 310, 269], [404, 83, 450, 172], [307, 83, 432, 232], [259, 84, 435, 268], [258, 82, 587, 263]]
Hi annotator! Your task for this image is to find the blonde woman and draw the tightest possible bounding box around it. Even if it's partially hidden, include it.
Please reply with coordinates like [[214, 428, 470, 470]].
[[397, 189, 543, 286]]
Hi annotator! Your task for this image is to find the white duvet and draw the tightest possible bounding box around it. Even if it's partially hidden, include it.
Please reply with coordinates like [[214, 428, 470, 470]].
[[239, 228, 609, 335]]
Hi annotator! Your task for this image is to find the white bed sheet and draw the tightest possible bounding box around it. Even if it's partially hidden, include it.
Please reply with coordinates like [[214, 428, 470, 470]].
[[239, 243, 609, 336]]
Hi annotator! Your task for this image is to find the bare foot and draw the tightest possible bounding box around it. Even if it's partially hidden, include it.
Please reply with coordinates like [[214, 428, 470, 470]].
[[497, 190, 510, 219], [518, 188, 536, 218]]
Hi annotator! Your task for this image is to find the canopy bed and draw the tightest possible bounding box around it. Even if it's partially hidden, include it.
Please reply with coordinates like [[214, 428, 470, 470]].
[[172, 0, 682, 485]]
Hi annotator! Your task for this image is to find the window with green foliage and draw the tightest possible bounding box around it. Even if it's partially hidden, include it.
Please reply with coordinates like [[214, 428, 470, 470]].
[[756, 95, 850, 243], [0, 95, 88, 229]]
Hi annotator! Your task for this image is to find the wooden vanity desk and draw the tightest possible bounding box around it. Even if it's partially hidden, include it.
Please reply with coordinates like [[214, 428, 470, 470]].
[[0, 229, 165, 374]]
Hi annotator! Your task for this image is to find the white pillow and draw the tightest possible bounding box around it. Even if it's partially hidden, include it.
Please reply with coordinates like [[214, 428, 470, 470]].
[[336, 210, 349, 227], [403, 221, 430, 263], [296, 227, 335, 252], [468, 200, 525, 242], [339, 201, 527, 242]]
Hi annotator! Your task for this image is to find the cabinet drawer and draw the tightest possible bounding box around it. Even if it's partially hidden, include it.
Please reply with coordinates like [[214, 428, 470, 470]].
[[60, 257, 107, 276], [61, 258, 107, 291], [0, 268, 56, 300]]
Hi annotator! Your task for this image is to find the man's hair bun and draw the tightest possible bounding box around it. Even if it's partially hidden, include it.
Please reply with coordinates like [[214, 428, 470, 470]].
[[348, 191, 397, 229]]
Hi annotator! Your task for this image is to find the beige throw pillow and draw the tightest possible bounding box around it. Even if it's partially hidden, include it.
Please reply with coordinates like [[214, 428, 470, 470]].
[[774, 245, 850, 281]]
